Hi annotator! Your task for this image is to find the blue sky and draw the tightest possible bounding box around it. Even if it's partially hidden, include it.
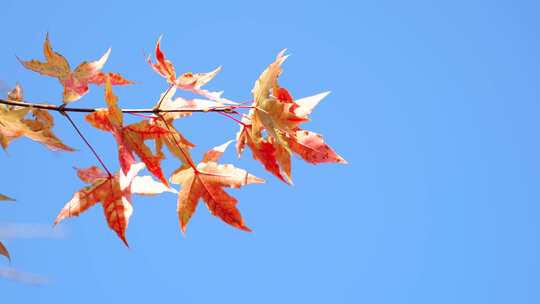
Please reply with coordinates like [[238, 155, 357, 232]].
[[1, 0, 539, 303]]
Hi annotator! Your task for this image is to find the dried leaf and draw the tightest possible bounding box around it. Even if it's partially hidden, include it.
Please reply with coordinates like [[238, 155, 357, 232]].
[[0, 84, 74, 151], [7, 83, 23, 101]]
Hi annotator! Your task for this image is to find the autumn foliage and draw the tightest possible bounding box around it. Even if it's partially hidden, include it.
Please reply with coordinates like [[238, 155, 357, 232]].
[[0, 35, 346, 258]]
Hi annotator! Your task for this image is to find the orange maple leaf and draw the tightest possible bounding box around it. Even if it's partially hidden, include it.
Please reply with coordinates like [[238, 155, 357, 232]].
[[55, 163, 175, 246], [85, 79, 170, 186], [237, 50, 346, 183], [19, 34, 133, 103], [0, 84, 74, 151], [170, 141, 264, 233], [147, 37, 236, 105]]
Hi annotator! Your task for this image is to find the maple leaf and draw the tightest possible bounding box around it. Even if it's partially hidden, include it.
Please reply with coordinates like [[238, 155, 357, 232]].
[[249, 50, 308, 149], [286, 130, 346, 164], [0, 194, 15, 201], [237, 50, 346, 183], [170, 141, 264, 233], [147, 37, 235, 104], [149, 87, 195, 168], [0, 241, 9, 261], [157, 86, 223, 119], [236, 122, 291, 183], [149, 86, 230, 169], [55, 163, 175, 246], [85, 79, 170, 186], [0, 84, 74, 151], [19, 33, 133, 103]]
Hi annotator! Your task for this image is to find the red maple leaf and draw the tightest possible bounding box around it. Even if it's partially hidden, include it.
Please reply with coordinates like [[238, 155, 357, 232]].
[[55, 163, 175, 246], [147, 37, 236, 104], [85, 79, 170, 186]]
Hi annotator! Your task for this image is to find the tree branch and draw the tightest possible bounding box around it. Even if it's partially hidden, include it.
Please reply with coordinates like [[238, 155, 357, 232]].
[[0, 99, 245, 114]]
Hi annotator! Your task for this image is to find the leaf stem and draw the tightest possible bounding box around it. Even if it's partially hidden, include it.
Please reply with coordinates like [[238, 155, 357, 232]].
[[216, 111, 247, 126], [154, 84, 174, 110], [156, 114, 199, 172], [61, 111, 112, 177], [126, 112, 157, 119]]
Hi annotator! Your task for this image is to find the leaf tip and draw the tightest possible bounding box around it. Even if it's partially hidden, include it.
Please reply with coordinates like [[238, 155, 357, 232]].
[[120, 236, 130, 248], [94, 48, 112, 71], [14, 54, 24, 65], [180, 224, 188, 236], [250, 175, 266, 185], [0, 241, 11, 262], [216, 140, 234, 152], [239, 223, 252, 232], [53, 216, 62, 227]]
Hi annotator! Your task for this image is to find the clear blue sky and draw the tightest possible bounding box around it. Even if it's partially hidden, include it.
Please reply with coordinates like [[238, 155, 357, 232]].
[[1, 0, 539, 303]]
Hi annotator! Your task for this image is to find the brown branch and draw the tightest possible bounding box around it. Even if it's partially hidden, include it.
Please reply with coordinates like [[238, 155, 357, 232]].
[[0, 99, 243, 114]]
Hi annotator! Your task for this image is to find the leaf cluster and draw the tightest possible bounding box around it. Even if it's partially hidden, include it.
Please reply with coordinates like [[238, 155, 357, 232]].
[[0, 35, 346, 254]]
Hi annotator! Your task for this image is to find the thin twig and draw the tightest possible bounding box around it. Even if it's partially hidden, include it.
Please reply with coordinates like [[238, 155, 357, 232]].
[[126, 112, 157, 119], [61, 111, 112, 177], [154, 84, 174, 110], [216, 111, 247, 126], [156, 114, 198, 171]]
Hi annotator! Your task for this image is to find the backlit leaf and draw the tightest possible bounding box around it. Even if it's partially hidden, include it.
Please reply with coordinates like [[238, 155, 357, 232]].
[[19, 34, 133, 103], [170, 141, 264, 233], [55, 163, 173, 245]]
